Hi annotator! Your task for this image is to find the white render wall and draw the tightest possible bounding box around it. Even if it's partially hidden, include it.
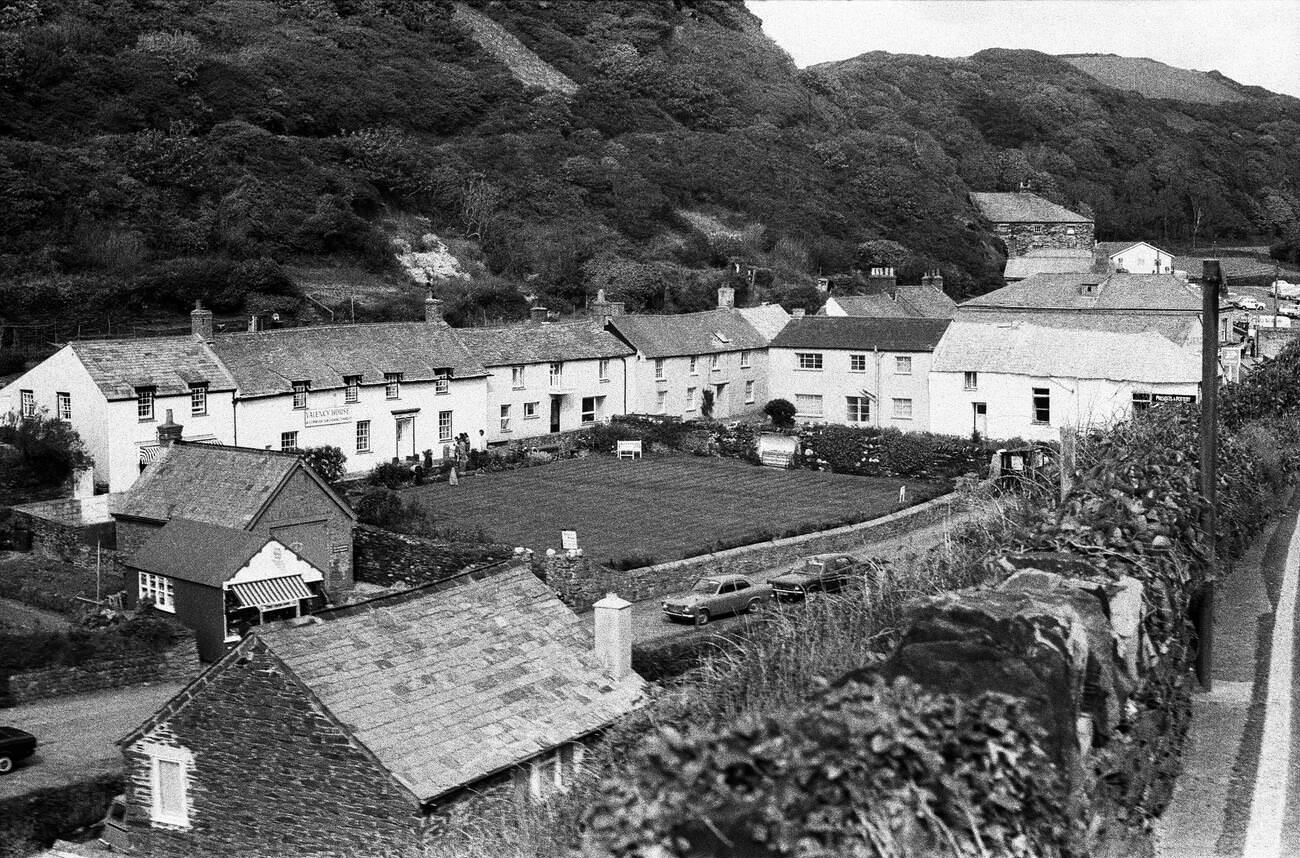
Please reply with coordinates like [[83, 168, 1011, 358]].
[[769, 347, 934, 431], [233, 376, 489, 473], [481, 356, 629, 444], [928, 370, 1200, 442], [1108, 243, 1173, 275], [625, 349, 768, 418]]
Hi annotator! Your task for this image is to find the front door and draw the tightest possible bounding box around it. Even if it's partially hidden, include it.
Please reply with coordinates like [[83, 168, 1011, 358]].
[[972, 402, 987, 437], [713, 383, 727, 418], [550, 396, 561, 433], [395, 416, 416, 459]]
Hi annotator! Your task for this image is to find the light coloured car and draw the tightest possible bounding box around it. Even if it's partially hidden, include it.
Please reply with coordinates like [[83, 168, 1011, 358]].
[[661, 574, 773, 625], [1236, 296, 1266, 311]]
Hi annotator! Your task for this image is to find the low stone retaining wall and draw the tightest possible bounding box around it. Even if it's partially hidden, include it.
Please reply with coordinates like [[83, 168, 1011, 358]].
[[10, 495, 117, 568], [546, 493, 961, 610], [1, 630, 200, 707], [353, 524, 512, 589]]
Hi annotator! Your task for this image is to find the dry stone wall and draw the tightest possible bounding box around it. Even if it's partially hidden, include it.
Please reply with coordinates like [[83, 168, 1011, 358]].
[[352, 524, 511, 588], [2, 628, 200, 706]]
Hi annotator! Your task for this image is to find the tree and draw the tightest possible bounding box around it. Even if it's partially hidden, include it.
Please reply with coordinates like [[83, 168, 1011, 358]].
[[701, 388, 715, 420], [763, 398, 796, 429], [301, 445, 347, 486], [0, 410, 92, 500]]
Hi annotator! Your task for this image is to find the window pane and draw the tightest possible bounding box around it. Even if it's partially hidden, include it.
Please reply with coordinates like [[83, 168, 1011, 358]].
[[157, 759, 184, 818]]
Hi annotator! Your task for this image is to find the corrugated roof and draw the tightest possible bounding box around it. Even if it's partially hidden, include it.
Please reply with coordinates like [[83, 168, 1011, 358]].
[[124, 518, 270, 588], [770, 317, 951, 352], [608, 307, 779, 358], [111, 443, 303, 528], [71, 338, 238, 401], [255, 566, 644, 803], [970, 192, 1093, 224], [962, 273, 1201, 313], [210, 323, 486, 398], [932, 312, 1201, 382], [456, 321, 633, 367]]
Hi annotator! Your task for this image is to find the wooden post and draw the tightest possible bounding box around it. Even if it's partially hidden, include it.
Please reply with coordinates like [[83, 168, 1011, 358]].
[[1059, 425, 1076, 501], [1197, 260, 1221, 690]]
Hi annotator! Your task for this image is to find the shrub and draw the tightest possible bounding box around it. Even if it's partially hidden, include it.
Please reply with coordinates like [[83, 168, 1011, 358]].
[[369, 460, 412, 489], [0, 410, 92, 503], [301, 445, 347, 485], [354, 488, 405, 528], [762, 397, 796, 428]]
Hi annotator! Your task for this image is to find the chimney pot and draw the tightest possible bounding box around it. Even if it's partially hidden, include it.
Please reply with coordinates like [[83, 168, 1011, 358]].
[[191, 301, 214, 342], [156, 409, 183, 448], [593, 592, 633, 681], [717, 285, 736, 309]]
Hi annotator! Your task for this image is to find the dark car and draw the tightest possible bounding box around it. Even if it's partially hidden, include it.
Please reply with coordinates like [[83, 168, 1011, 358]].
[[661, 574, 773, 625], [769, 554, 860, 601], [0, 726, 37, 774]]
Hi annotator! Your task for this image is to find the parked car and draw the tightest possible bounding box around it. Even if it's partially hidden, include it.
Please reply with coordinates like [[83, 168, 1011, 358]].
[[0, 726, 37, 774], [769, 554, 861, 601], [1278, 304, 1300, 319], [662, 574, 773, 625], [1236, 296, 1266, 311]]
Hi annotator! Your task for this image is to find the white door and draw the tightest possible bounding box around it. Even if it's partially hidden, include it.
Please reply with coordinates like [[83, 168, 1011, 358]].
[[973, 402, 987, 436], [395, 416, 415, 459]]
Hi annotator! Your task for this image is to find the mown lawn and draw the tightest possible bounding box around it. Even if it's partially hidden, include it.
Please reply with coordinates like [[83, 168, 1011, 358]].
[[402, 455, 944, 568]]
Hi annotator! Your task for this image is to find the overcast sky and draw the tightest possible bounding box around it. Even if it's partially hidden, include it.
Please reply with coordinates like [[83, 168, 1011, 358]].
[[747, 1, 1300, 99]]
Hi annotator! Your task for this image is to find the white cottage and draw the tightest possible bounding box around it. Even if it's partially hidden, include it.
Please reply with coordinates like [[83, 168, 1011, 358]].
[[1096, 241, 1175, 275]]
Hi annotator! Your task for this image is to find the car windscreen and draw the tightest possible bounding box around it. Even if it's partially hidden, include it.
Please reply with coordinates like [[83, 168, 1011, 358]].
[[692, 579, 721, 593]]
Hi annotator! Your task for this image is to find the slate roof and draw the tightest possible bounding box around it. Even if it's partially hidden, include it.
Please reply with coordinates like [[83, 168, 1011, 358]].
[[455, 321, 633, 367], [736, 304, 792, 340], [109, 443, 348, 528], [932, 312, 1201, 383], [970, 192, 1093, 224], [827, 295, 919, 319], [896, 285, 959, 320], [608, 307, 784, 358], [254, 565, 644, 803], [770, 317, 951, 352], [70, 338, 238, 401], [1004, 253, 1095, 280], [961, 273, 1201, 313], [124, 518, 271, 588], [209, 323, 486, 398]]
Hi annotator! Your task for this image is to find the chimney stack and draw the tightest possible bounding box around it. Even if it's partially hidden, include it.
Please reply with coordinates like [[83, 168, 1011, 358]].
[[157, 409, 183, 447], [529, 306, 549, 325], [791, 308, 806, 319], [424, 291, 446, 325], [921, 269, 945, 292], [717, 285, 736, 309], [816, 277, 830, 294], [593, 592, 633, 680], [191, 301, 214, 342], [590, 289, 625, 324], [867, 267, 897, 299]]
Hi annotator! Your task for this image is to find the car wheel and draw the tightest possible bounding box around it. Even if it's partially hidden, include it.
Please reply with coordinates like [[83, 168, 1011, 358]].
[[694, 610, 710, 626], [745, 598, 762, 614], [0, 756, 13, 775]]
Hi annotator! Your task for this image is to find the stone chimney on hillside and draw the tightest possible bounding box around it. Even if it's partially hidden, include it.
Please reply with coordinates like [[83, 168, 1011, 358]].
[[593, 592, 633, 680], [717, 285, 736, 309], [191, 301, 214, 342], [590, 288, 625, 324], [921, 269, 945, 291], [867, 267, 897, 298], [816, 277, 830, 294], [157, 410, 183, 447], [424, 291, 447, 325], [530, 306, 549, 325]]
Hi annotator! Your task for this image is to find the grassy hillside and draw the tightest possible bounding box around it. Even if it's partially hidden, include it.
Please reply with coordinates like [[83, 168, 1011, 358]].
[[1060, 54, 1250, 104], [1, 0, 1298, 334]]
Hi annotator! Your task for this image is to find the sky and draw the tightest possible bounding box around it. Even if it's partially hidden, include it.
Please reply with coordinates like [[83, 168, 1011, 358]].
[[747, 1, 1300, 99]]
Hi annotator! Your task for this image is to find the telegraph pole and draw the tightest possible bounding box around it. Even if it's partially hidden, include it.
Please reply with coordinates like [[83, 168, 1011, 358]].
[[1197, 260, 1221, 689]]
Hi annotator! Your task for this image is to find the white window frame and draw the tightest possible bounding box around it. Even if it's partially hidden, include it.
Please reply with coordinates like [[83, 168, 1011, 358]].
[[654, 358, 666, 380], [796, 353, 823, 371], [580, 396, 597, 425], [438, 410, 453, 443], [511, 365, 526, 389], [384, 373, 402, 400], [894, 356, 912, 375], [56, 391, 71, 421], [740, 350, 752, 369], [655, 390, 667, 414], [524, 401, 539, 419], [136, 388, 155, 422], [710, 353, 720, 371], [344, 375, 360, 404], [744, 380, 755, 404], [280, 431, 298, 452], [500, 404, 511, 433], [688, 355, 698, 375], [292, 381, 309, 410], [891, 398, 913, 420], [1032, 387, 1051, 425], [144, 742, 192, 828], [795, 394, 823, 418], [20, 389, 35, 418], [847, 396, 870, 423], [138, 572, 175, 613], [356, 419, 371, 453], [598, 359, 610, 382], [434, 371, 450, 395], [188, 384, 206, 416], [549, 362, 563, 386], [963, 371, 978, 391], [1133, 391, 1152, 414], [685, 387, 696, 411], [849, 354, 867, 373]]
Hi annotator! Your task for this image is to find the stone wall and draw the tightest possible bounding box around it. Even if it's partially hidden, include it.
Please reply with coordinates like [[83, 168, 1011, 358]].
[[353, 524, 512, 589], [994, 220, 1095, 257], [544, 493, 960, 610], [122, 638, 424, 858], [2, 628, 200, 706], [10, 495, 117, 568]]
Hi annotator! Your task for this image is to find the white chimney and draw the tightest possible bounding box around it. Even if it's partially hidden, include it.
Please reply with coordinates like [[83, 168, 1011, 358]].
[[593, 592, 633, 680]]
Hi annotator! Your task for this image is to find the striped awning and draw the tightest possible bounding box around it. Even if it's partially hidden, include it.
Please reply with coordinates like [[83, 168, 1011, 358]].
[[231, 575, 312, 610], [138, 444, 163, 464]]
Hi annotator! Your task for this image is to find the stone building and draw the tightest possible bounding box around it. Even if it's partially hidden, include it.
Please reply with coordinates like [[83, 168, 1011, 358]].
[[116, 565, 643, 857], [971, 190, 1095, 258]]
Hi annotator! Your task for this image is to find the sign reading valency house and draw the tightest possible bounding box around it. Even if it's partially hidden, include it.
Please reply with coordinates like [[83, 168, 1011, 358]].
[[304, 406, 351, 427]]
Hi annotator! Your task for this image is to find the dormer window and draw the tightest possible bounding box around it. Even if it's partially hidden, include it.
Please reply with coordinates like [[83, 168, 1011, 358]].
[[292, 381, 309, 410], [136, 387, 155, 422], [434, 369, 450, 395], [190, 383, 207, 417], [385, 373, 402, 399], [344, 375, 360, 404]]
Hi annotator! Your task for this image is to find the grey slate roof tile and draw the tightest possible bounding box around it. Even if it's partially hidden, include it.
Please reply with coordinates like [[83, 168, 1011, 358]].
[[770, 317, 951, 352], [961, 273, 1200, 313], [456, 321, 634, 366], [71, 337, 238, 401], [123, 518, 273, 587], [970, 191, 1093, 223], [609, 306, 788, 358]]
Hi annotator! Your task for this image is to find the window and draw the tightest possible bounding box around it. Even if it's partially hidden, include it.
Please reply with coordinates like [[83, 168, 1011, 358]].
[[654, 358, 666, 380], [511, 365, 526, 389], [895, 356, 912, 375], [344, 375, 360, 404], [744, 380, 755, 403], [892, 398, 913, 420], [355, 420, 371, 453], [656, 390, 667, 414], [1132, 392, 1152, 414], [524, 401, 539, 419], [796, 353, 823, 371], [740, 350, 752, 369], [523, 745, 585, 801], [689, 355, 698, 374], [1032, 387, 1051, 424], [136, 388, 155, 421], [384, 373, 402, 399], [849, 354, 867, 373], [581, 396, 597, 425], [189, 384, 206, 416], [434, 370, 449, 395], [549, 362, 563, 385], [280, 431, 298, 451], [138, 572, 174, 612], [847, 396, 870, 423], [963, 371, 978, 391], [710, 353, 720, 371], [56, 392, 71, 421], [500, 404, 511, 433], [685, 387, 697, 410], [147, 747, 191, 828], [598, 359, 610, 381], [438, 410, 453, 443], [292, 381, 309, 410], [19, 389, 35, 418], [795, 394, 823, 417]]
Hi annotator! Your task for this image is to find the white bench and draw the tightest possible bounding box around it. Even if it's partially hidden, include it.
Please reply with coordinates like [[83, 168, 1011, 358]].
[[616, 440, 643, 460]]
